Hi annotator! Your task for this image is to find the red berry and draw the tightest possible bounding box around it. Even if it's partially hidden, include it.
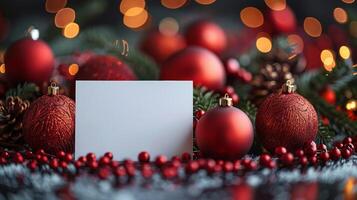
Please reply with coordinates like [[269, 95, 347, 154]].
[[126, 166, 136, 177], [138, 151, 150, 162], [319, 152, 330, 163], [171, 156, 180, 162], [213, 164, 222, 173], [198, 159, 207, 168], [36, 149, 45, 155], [241, 158, 251, 167], [171, 160, 181, 168], [99, 156, 111, 165], [259, 154, 271, 166], [78, 156, 87, 163], [345, 143, 355, 152], [162, 166, 177, 179], [309, 156, 318, 165], [216, 160, 224, 166], [57, 151, 66, 159], [275, 146, 287, 156], [341, 148, 352, 159], [233, 160, 241, 171], [334, 141, 344, 149], [195, 110, 205, 119], [225, 58, 240, 75], [104, 152, 113, 160], [98, 167, 111, 180], [123, 159, 134, 167], [0, 157, 7, 165], [330, 147, 341, 161], [181, 152, 191, 162], [231, 93, 239, 105], [246, 161, 257, 170], [223, 161, 234, 172], [65, 154, 73, 162], [1, 151, 10, 158], [299, 156, 308, 167], [267, 160, 276, 169], [27, 160, 37, 171], [155, 155, 167, 167], [86, 153, 96, 162], [305, 142, 317, 156], [74, 161, 83, 169], [40, 156, 49, 164], [223, 86, 235, 95], [110, 161, 120, 168], [88, 161, 98, 170], [60, 161, 68, 169], [280, 153, 294, 166], [141, 165, 153, 178], [205, 159, 216, 173], [50, 159, 59, 169], [294, 149, 305, 157], [14, 153, 24, 163], [343, 137, 353, 145], [185, 161, 199, 174], [317, 144, 327, 151], [25, 151, 34, 159], [114, 166, 126, 177]]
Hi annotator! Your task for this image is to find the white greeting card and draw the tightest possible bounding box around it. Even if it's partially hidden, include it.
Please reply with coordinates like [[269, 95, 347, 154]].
[[75, 81, 193, 159]]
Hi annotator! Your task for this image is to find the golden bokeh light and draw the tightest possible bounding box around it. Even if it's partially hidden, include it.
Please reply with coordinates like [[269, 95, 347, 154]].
[[333, 7, 348, 24], [195, 0, 216, 5], [123, 8, 149, 28], [287, 34, 304, 54], [320, 49, 335, 71], [320, 49, 334, 62], [45, 0, 67, 13], [119, 0, 146, 14], [0, 64, 5, 74], [346, 100, 357, 111], [341, 0, 355, 3], [55, 8, 75, 28], [264, 0, 286, 11], [256, 36, 272, 53], [339, 46, 351, 59], [68, 63, 79, 76], [62, 22, 80, 39], [161, 0, 187, 9], [240, 7, 264, 28], [159, 17, 179, 36], [350, 21, 357, 38], [303, 17, 322, 38]]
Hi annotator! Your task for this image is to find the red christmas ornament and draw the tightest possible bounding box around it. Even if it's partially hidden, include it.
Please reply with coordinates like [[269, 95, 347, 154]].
[[320, 86, 336, 105], [4, 38, 54, 85], [256, 80, 318, 152], [160, 47, 226, 90], [195, 94, 254, 160], [185, 20, 227, 54], [140, 31, 186, 64], [76, 55, 136, 81], [22, 83, 75, 154], [267, 6, 296, 34]]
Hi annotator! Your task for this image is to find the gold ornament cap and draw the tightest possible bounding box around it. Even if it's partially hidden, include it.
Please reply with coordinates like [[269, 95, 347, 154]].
[[282, 79, 296, 94], [219, 93, 233, 107], [48, 82, 59, 96]]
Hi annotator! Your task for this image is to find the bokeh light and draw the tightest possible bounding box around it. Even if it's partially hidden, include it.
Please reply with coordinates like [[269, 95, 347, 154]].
[[55, 8, 75, 28], [123, 8, 149, 28], [333, 7, 348, 24], [287, 34, 304, 54], [303, 17, 322, 37], [339, 46, 351, 59], [240, 7, 264, 28], [0, 64, 5, 74], [350, 21, 357, 38], [195, 0, 216, 5], [161, 0, 187, 9], [256, 36, 272, 53], [159, 17, 179, 36], [341, 0, 355, 3], [68, 63, 79, 76], [45, 0, 67, 13], [264, 0, 286, 11], [62, 22, 80, 38], [320, 49, 335, 71], [346, 100, 357, 111], [119, 0, 146, 14]]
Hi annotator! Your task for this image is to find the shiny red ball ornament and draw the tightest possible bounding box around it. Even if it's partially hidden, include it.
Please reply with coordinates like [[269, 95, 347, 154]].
[[196, 94, 254, 160], [140, 31, 186, 64], [256, 80, 318, 152], [22, 83, 75, 154], [160, 47, 226, 90], [267, 6, 296, 34], [185, 21, 227, 54], [4, 38, 54, 85], [76, 55, 136, 81]]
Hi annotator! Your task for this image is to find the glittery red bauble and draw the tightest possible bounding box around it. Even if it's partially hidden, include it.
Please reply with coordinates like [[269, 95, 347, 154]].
[[160, 47, 226, 90], [140, 31, 186, 64], [4, 38, 54, 85], [185, 21, 227, 54], [23, 94, 75, 154], [196, 106, 254, 160], [267, 6, 296, 34], [256, 92, 318, 152], [76, 55, 136, 80]]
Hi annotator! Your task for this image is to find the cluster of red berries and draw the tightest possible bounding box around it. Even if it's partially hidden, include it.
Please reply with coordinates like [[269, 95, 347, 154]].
[[224, 58, 252, 84]]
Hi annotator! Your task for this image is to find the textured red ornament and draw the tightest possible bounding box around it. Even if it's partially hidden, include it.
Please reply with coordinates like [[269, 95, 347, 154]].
[[22, 88, 75, 154], [160, 47, 226, 90], [4, 38, 54, 85], [140, 31, 186, 64], [195, 95, 254, 160], [256, 82, 318, 152], [267, 6, 296, 34], [76, 55, 136, 80], [185, 21, 227, 54]]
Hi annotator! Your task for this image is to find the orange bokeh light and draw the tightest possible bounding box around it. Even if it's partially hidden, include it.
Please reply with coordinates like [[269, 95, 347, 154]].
[[62, 22, 80, 38], [45, 0, 67, 13], [287, 34, 304, 54], [240, 7, 264, 28], [341, 0, 355, 3], [264, 0, 286, 11], [68, 64, 79, 76], [161, 0, 187, 9], [123, 8, 149, 29], [195, 0, 216, 5], [119, 0, 146, 14], [303, 17, 322, 38], [256, 36, 272, 53], [55, 8, 75, 28], [0, 64, 5, 74], [333, 7, 348, 24]]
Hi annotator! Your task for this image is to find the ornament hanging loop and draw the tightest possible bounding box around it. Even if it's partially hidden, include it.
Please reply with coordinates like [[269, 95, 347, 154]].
[[48, 81, 59, 96], [219, 93, 233, 107], [282, 79, 296, 94]]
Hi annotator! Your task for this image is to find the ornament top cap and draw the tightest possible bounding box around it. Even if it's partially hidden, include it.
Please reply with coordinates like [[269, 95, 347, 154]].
[[25, 26, 40, 40], [219, 93, 233, 107], [48, 82, 59, 96], [282, 79, 297, 94]]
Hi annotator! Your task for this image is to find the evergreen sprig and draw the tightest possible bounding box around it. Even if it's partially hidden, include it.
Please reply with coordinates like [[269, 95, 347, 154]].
[[316, 121, 335, 145], [193, 87, 219, 112], [5, 83, 40, 101]]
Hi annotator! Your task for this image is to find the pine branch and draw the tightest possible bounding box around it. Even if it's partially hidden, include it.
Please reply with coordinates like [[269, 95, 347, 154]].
[[316, 121, 335, 145], [193, 87, 219, 112], [5, 83, 40, 101], [237, 99, 257, 125]]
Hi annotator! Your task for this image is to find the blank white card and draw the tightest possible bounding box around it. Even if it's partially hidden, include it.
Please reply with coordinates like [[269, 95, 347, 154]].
[[75, 81, 193, 159]]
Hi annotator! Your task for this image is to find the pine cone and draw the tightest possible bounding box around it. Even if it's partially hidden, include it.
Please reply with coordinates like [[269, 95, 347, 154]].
[[251, 63, 294, 105], [0, 96, 30, 144], [263, 48, 306, 74]]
